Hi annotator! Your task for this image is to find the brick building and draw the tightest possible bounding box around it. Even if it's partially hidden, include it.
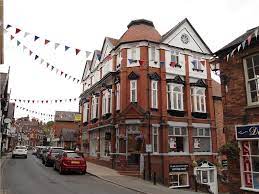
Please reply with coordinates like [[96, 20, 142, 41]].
[[215, 26, 259, 193], [80, 18, 223, 193], [52, 111, 80, 148]]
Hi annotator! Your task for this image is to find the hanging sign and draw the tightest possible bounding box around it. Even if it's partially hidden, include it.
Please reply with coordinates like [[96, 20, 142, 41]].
[[169, 164, 188, 172], [236, 124, 259, 140]]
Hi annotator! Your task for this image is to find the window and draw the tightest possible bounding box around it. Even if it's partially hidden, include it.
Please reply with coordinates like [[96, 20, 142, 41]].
[[244, 54, 259, 105], [240, 140, 259, 190], [191, 57, 204, 70], [196, 169, 215, 184], [116, 84, 120, 110], [132, 48, 137, 60], [83, 102, 89, 123], [102, 90, 112, 115], [130, 80, 137, 102], [151, 81, 158, 108], [91, 96, 99, 119], [191, 87, 206, 113], [151, 46, 156, 61], [115, 128, 119, 153], [152, 126, 159, 153], [192, 128, 211, 152], [167, 84, 184, 111], [170, 51, 179, 67], [168, 127, 188, 153], [169, 173, 189, 188]]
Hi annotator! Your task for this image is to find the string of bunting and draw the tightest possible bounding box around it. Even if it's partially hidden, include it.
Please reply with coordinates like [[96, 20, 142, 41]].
[[5, 24, 91, 57], [10, 97, 79, 104], [15, 105, 54, 117], [6, 31, 81, 84], [225, 27, 259, 61]]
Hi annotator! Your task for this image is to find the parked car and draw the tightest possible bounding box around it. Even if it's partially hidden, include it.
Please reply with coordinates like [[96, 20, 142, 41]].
[[42, 147, 63, 166], [36, 146, 47, 159], [12, 146, 28, 159], [53, 150, 86, 175]]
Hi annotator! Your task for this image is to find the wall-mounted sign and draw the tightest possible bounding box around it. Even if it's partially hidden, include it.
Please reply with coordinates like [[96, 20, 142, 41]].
[[4, 118, 12, 124], [169, 164, 188, 172], [145, 144, 152, 153], [222, 160, 228, 167], [74, 114, 82, 122], [236, 124, 259, 140]]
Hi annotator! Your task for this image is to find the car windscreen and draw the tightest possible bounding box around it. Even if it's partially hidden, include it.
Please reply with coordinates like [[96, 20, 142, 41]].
[[66, 152, 82, 158], [15, 146, 26, 149]]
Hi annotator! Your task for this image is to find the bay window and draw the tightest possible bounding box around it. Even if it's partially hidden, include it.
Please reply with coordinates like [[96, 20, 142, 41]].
[[244, 54, 259, 105], [152, 126, 159, 153], [151, 80, 158, 109], [116, 84, 120, 110], [168, 127, 188, 153], [91, 96, 99, 119], [130, 80, 137, 102], [167, 84, 184, 111], [191, 87, 206, 113], [83, 102, 89, 123], [192, 128, 211, 152]]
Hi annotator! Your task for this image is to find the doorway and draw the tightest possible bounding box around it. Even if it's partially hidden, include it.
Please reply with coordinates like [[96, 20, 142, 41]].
[[126, 125, 141, 165]]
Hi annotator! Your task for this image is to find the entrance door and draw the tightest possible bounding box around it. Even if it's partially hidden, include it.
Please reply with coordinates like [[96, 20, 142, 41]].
[[194, 161, 218, 194], [126, 125, 141, 165]]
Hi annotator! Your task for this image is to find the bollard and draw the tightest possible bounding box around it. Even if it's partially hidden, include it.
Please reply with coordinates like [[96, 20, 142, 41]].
[[153, 172, 156, 185]]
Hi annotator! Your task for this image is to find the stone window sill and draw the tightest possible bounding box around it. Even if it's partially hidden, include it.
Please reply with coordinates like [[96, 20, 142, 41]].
[[245, 104, 259, 109]]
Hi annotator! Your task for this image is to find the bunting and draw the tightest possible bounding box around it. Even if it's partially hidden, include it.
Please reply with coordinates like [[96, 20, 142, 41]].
[[11, 97, 78, 104], [15, 105, 55, 118], [6, 24, 91, 57]]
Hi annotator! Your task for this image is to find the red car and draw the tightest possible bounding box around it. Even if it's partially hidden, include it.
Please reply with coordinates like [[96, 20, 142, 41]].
[[53, 150, 87, 175]]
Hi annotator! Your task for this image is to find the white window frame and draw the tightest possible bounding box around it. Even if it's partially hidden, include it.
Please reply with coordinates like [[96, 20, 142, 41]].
[[167, 84, 184, 111], [132, 48, 137, 61], [191, 87, 206, 113], [151, 80, 158, 109], [192, 56, 203, 70], [168, 127, 189, 153], [243, 54, 259, 106], [152, 126, 159, 153], [102, 90, 112, 115], [91, 96, 99, 119], [151, 46, 156, 61], [169, 172, 189, 188], [116, 84, 120, 110], [192, 128, 211, 153], [130, 80, 137, 102], [83, 102, 89, 123]]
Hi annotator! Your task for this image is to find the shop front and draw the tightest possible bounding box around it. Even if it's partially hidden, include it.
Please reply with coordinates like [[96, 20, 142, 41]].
[[236, 124, 259, 192]]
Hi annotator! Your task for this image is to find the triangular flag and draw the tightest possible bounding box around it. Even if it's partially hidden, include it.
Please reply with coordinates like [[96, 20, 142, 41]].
[[27, 100, 30, 103], [128, 59, 133, 64], [226, 54, 230, 62], [200, 60, 206, 66], [60, 100, 62, 103], [34, 36, 40, 41], [255, 28, 258, 39], [6, 24, 12, 29], [46, 100, 48, 103], [65, 73, 67, 78], [75, 49, 81, 55], [10, 35, 14, 40], [230, 48, 236, 57], [77, 79, 80, 83], [242, 40, 246, 49], [247, 34, 252, 45], [73, 78, 76, 82], [3, 29, 8, 34], [74, 98, 77, 101], [29, 50, 33, 56], [24, 32, 30, 38], [41, 100, 44, 103], [35, 55, 39, 60], [237, 44, 241, 52], [45, 39, 50, 45], [17, 40, 21, 46], [69, 99, 72, 102], [15, 28, 21, 34], [51, 66, 54, 71], [68, 75, 71, 80], [40, 59, 44, 64], [46, 63, 50, 68], [85, 51, 91, 58], [32, 100, 35, 103], [138, 60, 144, 65], [54, 43, 60, 49], [23, 45, 27, 51], [60, 71, 64, 76], [55, 100, 58, 103], [170, 61, 177, 67], [56, 69, 59, 74], [65, 45, 70, 51]]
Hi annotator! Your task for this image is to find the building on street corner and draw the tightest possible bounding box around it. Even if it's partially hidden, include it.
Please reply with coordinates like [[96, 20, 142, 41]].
[[80, 18, 225, 193], [215, 25, 259, 193]]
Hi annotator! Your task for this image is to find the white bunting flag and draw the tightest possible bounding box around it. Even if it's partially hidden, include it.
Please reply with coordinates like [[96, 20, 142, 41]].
[[255, 28, 258, 39], [3, 29, 8, 34], [231, 48, 236, 57], [24, 32, 30, 38], [242, 40, 246, 49], [85, 51, 91, 58], [40, 58, 44, 64], [56, 69, 59, 74], [54, 43, 60, 50], [237, 44, 241, 52], [23, 45, 27, 52], [226, 54, 230, 62]]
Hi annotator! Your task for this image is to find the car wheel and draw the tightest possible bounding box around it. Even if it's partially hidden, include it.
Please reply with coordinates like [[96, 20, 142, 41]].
[[12, 155, 15, 159], [25, 155, 27, 159], [59, 166, 63, 175], [81, 170, 86, 175]]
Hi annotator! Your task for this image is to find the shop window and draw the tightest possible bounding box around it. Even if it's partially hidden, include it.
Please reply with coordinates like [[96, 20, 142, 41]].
[[168, 127, 188, 153], [192, 128, 211, 153], [169, 172, 189, 188]]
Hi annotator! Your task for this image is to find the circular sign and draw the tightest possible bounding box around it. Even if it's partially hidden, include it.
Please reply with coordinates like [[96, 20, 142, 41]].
[[181, 33, 189, 44], [4, 118, 12, 124]]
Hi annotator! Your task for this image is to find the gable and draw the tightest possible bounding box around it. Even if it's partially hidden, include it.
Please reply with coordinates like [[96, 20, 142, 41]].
[[90, 51, 101, 71], [119, 103, 145, 117], [82, 60, 91, 81], [162, 19, 211, 54], [100, 38, 114, 61]]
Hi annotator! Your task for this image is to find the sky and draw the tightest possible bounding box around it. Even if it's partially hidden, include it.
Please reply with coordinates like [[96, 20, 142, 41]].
[[1, 0, 259, 122]]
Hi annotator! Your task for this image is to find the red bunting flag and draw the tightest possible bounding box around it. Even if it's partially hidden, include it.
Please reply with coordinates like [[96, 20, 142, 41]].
[[75, 48, 81, 55], [15, 28, 21, 34], [32, 100, 35, 103], [170, 61, 177, 67], [45, 39, 50, 45], [138, 60, 144, 65], [200, 60, 206, 66]]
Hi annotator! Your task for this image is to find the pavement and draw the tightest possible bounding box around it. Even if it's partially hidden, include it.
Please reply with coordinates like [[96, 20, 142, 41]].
[[86, 161, 201, 194]]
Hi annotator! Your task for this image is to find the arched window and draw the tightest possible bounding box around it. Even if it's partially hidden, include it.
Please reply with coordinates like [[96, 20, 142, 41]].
[[191, 87, 206, 113], [167, 84, 184, 110]]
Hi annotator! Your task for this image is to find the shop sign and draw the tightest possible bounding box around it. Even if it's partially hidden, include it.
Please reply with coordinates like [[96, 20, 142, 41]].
[[242, 141, 253, 188], [105, 132, 111, 140], [74, 114, 82, 122], [221, 160, 228, 167], [169, 164, 188, 172], [145, 144, 152, 153], [236, 124, 259, 140]]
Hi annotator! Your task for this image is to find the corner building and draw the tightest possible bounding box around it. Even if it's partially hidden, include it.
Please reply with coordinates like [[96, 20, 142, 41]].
[[80, 18, 222, 193]]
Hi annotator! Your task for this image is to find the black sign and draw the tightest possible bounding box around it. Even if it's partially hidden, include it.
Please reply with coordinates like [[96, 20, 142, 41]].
[[222, 160, 228, 167], [169, 164, 188, 172], [236, 124, 259, 140], [105, 132, 111, 140]]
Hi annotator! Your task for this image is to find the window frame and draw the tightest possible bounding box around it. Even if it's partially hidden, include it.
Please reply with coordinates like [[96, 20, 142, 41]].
[[243, 54, 259, 106], [151, 80, 158, 109], [191, 87, 206, 113], [168, 126, 189, 153], [152, 126, 159, 154], [91, 96, 99, 119], [116, 83, 120, 110], [192, 128, 211, 153], [130, 80, 137, 102], [167, 84, 184, 111], [83, 102, 89, 123], [169, 172, 189, 188], [131, 47, 137, 61]]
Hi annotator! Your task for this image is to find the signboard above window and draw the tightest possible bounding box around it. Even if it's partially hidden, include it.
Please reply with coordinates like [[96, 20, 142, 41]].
[[236, 124, 259, 140]]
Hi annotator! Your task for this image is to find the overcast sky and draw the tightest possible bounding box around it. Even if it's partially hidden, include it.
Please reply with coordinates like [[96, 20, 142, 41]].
[[1, 0, 258, 122]]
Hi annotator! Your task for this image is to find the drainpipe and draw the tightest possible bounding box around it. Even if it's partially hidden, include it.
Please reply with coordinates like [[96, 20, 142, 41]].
[[147, 42, 151, 181]]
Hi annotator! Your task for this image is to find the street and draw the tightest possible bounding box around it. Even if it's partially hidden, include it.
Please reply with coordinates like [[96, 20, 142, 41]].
[[1, 153, 139, 194]]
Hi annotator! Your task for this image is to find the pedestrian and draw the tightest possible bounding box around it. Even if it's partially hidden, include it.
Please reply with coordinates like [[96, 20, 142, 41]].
[[75, 146, 79, 152]]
